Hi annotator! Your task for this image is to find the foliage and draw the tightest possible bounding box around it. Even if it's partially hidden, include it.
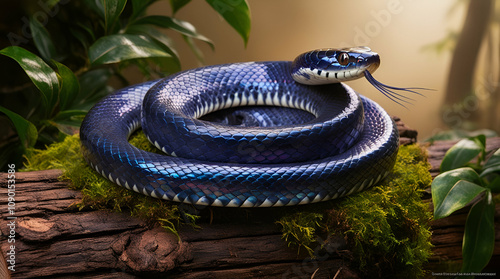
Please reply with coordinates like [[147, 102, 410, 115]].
[[431, 135, 499, 275], [277, 145, 433, 278], [23, 132, 187, 237], [0, 0, 251, 171]]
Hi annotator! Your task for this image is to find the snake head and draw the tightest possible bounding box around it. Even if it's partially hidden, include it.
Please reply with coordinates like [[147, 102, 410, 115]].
[[291, 46, 380, 85], [292, 46, 429, 107]]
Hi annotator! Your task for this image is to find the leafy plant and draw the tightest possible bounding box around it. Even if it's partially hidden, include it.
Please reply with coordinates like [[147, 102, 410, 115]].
[[0, 0, 251, 171], [432, 135, 500, 274]]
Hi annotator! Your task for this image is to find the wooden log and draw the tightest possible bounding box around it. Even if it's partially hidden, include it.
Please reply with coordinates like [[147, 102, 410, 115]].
[[425, 137, 500, 178], [1, 127, 500, 278], [0, 169, 357, 278]]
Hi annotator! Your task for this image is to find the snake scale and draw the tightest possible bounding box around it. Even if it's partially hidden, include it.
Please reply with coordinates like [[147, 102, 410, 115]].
[[80, 47, 416, 207]]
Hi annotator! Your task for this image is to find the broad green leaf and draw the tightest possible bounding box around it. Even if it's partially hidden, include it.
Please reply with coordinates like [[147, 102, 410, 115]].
[[461, 191, 495, 273], [170, 0, 191, 14], [432, 167, 484, 219], [481, 148, 500, 178], [89, 34, 174, 65], [53, 61, 80, 110], [103, 0, 127, 34], [440, 136, 485, 172], [132, 16, 214, 49], [0, 46, 59, 114], [125, 24, 179, 58], [206, 0, 250, 46], [433, 180, 486, 219], [123, 23, 182, 73], [29, 16, 57, 62], [131, 0, 156, 21], [0, 106, 38, 148]]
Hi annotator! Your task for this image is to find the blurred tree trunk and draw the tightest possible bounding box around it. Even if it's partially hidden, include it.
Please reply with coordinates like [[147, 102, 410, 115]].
[[490, 26, 500, 131], [444, 0, 493, 124]]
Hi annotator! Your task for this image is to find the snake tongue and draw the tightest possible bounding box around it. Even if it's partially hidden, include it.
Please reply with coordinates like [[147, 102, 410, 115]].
[[364, 70, 430, 108]]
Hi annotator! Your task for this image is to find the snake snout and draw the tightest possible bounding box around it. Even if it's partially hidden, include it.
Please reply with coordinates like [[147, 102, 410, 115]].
[[364, 52, 380, 74]]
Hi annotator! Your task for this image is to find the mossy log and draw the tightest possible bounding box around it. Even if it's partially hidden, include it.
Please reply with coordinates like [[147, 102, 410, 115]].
[[1, 119, 499, 278]]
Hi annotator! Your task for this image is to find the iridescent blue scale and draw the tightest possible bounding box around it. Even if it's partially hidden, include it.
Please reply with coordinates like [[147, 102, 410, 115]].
[[80, 48, 403, 207]]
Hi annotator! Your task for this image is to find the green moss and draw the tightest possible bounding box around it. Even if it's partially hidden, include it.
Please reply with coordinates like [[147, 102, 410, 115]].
[[330, 145, 433, 278], [277, 145, 433, 278], [24, 132, 182, 235], [276, 212, 323, 255]]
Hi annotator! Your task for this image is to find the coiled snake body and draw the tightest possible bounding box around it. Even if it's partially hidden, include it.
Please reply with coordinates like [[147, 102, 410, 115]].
[[80, 47, 402, 207]]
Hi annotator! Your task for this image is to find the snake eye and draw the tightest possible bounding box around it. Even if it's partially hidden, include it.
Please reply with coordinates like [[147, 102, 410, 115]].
[[337, 52, 350, 66]]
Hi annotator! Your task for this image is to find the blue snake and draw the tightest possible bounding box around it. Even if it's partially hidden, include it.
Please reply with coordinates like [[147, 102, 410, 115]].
[[80, 47, 419, 207]]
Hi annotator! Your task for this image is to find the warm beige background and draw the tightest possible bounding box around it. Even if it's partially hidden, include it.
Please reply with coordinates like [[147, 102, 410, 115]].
[[143, 0, 465, 140]]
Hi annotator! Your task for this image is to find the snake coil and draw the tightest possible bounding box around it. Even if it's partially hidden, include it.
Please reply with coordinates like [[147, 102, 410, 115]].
[[80, 47, 401, 207]]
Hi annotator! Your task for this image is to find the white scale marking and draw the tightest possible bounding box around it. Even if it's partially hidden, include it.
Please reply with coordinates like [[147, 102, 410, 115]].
[[212, 199, 224, 207]]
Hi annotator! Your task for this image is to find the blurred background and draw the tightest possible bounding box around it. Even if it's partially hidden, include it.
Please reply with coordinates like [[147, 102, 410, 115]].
[[0, 0, 499, 170]]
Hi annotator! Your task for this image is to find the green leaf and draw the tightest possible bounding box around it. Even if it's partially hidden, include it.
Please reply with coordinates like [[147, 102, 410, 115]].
[[461, 191, 495, 273], [125, 22, 182, 73], [53, 61, 80, 111], [0, 106, 38, 148], [131, 0, 156, 21], [440, 136, 486, 172], [125, 24, 179, 58], [0, 46, 59, 114], [29, 16, 58, 61], [206, 0, 250, 46], [170, 0, 191, 14], [103, 0, 127, 34], [89, 34, 174, 65], [130, 27, 181, 73], [434, 180, 486, 219], [481, 148, 500, 178], [132, 15, 214, 49], [431, 167, 485, 219]]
